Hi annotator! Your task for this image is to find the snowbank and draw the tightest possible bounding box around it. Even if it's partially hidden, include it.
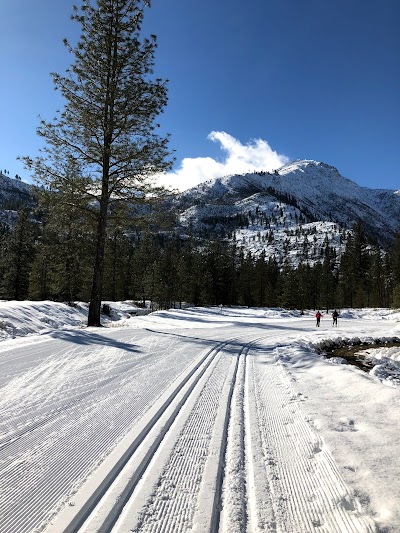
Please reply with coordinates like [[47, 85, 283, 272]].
[[0, 301, 88, 340], [0, 300, 147, 341]]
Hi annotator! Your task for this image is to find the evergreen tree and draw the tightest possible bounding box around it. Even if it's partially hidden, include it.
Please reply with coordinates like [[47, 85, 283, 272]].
[[339, 222, 369, 307], [296, 262, 315, 310], [177, 237, 203, 306], [102, 224, 135, 302], [264, 256, 280, 307], [23, 0, 172, 325], [367, 245, 388, 307], [0, 223, 11, 292], [254, 251, 267, 306], [132, 232, 174, 309], [1, 208, 36, 300], [150, 237, 181, 309], [279, 260, 299, 309], [237, 249, 255, 307], [29, 200, 93, 302], [391, 233, 400, 307], [203, 240, 236, 305], [320, 241, 337, 311]]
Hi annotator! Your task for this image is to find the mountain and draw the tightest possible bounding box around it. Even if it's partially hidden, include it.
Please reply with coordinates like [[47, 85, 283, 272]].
[[173, 160, 400, 265], [0, 171, 34, 228], [0, 171, 32, 208], [1, 161, 399, 267]]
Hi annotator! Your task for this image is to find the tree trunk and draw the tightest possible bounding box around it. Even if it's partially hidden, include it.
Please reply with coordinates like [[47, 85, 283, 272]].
[[88, 199, 108, 326]]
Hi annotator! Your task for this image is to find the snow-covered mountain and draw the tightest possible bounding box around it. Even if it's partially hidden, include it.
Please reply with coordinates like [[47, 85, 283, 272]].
[[0, 162, 399, 266], [174, 160, 400, 264]]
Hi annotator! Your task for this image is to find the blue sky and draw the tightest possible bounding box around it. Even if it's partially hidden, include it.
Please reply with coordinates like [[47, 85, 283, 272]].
[[0, 0, 399, 191]]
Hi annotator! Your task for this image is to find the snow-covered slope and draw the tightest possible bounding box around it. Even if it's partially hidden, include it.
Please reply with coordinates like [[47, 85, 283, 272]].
[[0, 171, 32, 205], [175, 160, 400, 263], [0, 171, 33, 227]]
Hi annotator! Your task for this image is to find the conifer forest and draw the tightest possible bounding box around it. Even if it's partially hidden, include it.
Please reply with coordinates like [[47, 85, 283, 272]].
[[1, 199, 400, 312]]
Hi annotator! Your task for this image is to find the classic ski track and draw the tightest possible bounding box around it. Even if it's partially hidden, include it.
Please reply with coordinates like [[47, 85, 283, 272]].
[[219, 336, 282, 533], [109, 340, 244, 532], [218, 350, 247, 532], [42, 338, 239, 533], [252, 343, 376, 533], [0, 338, 229, 533], [244, 347, 276, 532], [1, 328, 382, 533], [112, 338, 253, 533]]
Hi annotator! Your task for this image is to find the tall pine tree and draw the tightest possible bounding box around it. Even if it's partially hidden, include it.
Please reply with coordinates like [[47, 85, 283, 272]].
[[23, 0, 172, 325]]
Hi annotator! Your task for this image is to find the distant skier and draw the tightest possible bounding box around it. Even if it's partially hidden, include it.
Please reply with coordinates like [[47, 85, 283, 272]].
[[315, 310, 322, 327], [332, 309, 339, 327]]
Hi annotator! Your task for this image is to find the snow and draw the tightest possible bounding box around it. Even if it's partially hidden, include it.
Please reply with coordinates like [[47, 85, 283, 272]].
[[0, 302, 400, 532], [0, 300, 148, 342], [0, 300, 88, 341], [177, 160, 400, 260]]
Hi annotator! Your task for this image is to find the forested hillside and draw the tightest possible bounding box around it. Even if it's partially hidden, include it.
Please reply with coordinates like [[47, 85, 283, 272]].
[[0, 166, 400, 310]]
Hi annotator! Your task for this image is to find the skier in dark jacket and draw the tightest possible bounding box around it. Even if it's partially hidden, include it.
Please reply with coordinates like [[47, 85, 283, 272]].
[[315, 310, 322, 327], [332, 309, 339, 327]]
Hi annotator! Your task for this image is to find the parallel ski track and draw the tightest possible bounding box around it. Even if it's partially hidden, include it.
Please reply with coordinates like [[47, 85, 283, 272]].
[[0, 339, 224, 533], [216, 337, 266, 533], [218, 341, 253, 532], [105, 340, 238, 532], [112, 338, 256, 533], [1, 333, 379, 533], [43, 338, 240, 533]]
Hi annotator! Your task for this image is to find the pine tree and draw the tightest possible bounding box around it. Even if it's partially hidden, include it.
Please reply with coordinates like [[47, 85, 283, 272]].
[[1, 208, 36, 300], [204, 240, 236, 305], [320, 241, 337, 311], [0, 223, 11, 292], [177, 237, 203, 306], [23, 0, 172, 325], [264, 256, 280, 307], [391, 233, 400, 307], [279, 260, 299, 310], [254, 251, 267, 306], [339, 222, 369, 307], [132, 233, 160, 308], [103, 226, 134, 301], [366, 245, 388, 307], [29, 197, 93, 302], [237, 249, 255, 307]]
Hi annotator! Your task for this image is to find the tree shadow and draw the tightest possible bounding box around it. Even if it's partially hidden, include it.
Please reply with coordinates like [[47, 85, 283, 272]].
[[44, 329, 141, 353]]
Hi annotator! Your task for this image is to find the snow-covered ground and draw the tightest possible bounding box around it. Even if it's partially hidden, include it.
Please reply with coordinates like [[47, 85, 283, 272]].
[[0, 302, 400, 532]]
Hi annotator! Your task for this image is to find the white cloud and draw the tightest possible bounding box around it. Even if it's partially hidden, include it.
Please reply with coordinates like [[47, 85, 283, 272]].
[[157, 131, 289, 192]]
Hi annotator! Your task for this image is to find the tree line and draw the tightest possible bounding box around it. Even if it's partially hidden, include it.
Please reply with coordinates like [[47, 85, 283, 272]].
[[1, 208, 399, 311]]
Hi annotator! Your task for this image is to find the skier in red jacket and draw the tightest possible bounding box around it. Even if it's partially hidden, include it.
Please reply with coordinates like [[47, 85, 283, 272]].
[[315, 310, 322, 327]]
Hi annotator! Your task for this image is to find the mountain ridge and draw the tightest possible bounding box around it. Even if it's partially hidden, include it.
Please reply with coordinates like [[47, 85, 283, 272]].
[[176, 159, 400, 243], [0, 162, 399, 267]]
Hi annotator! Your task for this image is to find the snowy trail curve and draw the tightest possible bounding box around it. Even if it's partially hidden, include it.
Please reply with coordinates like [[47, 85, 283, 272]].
[[0, 329, 220, 533]]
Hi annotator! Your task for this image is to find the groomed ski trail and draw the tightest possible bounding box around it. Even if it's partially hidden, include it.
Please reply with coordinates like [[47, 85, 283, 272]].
[[44, 339, 241, 532], [44, 337, 377, 533]]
